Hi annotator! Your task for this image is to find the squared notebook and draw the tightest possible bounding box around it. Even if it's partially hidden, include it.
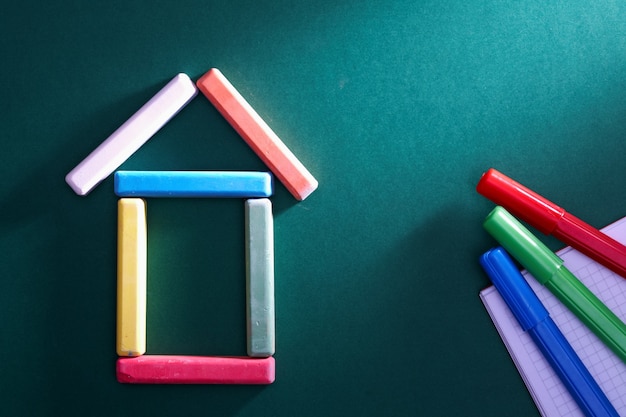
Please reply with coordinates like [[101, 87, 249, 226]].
[[480, 217, 626, 417]]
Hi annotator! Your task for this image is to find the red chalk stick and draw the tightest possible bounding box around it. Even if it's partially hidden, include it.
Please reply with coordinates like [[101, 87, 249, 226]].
[[197, 68, 318, 201], [116, 355, 275, 384]]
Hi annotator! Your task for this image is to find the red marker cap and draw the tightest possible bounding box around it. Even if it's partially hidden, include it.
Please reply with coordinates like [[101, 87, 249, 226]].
[[477, 168, 565, 234]]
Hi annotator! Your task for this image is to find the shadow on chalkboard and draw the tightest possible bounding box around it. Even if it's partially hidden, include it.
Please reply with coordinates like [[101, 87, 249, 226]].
[[0, 84, 157, 397], [0, 77, 169, 230], [364, 203, 488, 336]]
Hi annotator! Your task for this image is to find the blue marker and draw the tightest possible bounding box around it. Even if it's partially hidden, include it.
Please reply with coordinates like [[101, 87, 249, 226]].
[[114, 171, 273, 198], [480, 247, 618, 417]]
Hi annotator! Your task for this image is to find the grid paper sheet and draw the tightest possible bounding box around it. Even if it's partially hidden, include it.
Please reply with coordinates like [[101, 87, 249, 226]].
[[480, 217, 626, 417]]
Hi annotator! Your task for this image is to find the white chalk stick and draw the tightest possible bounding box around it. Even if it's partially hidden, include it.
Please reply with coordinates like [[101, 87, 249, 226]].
[[66, 74, 198, 196]]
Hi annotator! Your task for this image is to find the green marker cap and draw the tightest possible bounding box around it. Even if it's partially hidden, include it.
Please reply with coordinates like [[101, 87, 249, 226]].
[[483, 206, 563, 284]]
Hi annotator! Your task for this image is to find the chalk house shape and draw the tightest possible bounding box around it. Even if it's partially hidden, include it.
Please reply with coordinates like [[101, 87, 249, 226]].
[[68, 68, 315, 384]]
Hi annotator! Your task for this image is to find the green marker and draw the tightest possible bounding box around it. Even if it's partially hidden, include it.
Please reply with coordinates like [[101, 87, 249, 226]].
[[484, 206, 626, 364]]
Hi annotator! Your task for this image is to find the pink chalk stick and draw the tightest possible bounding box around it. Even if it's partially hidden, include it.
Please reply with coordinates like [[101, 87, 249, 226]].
[[197, 68, 318, 201], [116, 355, 275, 384]]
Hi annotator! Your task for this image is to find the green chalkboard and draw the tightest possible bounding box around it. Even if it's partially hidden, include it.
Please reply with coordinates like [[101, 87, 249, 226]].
[[3, 1, 626, 415]]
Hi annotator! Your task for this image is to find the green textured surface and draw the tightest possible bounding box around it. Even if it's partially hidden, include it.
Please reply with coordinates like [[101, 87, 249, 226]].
[[3, 1, 626, 416]]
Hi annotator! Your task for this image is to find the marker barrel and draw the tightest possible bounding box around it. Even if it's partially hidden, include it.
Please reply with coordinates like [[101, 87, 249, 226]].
[[477, 168, 626, 279]]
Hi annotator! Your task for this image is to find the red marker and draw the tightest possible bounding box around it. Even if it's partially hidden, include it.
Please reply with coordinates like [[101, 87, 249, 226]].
[[477, 168, 626, 279]]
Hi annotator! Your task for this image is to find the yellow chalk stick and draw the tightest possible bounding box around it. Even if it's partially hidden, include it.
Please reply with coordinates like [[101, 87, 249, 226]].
[[117, 198, 147, 356]]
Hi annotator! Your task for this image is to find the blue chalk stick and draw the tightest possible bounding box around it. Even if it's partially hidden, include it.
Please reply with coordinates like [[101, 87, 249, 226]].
[[114, 171, 273, 198]]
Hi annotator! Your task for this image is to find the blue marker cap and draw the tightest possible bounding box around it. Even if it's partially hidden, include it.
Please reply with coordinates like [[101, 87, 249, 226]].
[[480, 247, 548, 331]]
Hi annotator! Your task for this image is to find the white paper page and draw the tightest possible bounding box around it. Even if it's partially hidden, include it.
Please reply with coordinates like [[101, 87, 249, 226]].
[[480, 217, 626, 417]]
